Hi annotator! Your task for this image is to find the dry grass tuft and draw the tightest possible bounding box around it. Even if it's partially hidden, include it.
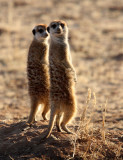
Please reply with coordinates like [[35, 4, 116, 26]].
[[72, 89, 122, 160], [101, 99, 107, 144]]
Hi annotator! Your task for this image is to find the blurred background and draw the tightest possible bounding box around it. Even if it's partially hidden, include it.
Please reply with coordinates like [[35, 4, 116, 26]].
[[0, 0, 123, 130]]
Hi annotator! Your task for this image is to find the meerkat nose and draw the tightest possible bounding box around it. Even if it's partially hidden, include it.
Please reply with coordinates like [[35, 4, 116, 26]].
[[45, 32, 48, 37], [57, 28, 61, 32]]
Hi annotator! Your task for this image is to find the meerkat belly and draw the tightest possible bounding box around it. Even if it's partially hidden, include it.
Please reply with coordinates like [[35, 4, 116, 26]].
[[28, 62, 49, 96], [50, 63, 74, 103]]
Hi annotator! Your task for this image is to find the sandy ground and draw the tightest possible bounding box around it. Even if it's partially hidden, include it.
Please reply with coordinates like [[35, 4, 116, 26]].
[[0, 0, 123, 159]]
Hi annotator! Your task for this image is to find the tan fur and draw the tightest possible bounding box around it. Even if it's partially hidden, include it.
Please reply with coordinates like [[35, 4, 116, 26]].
[[27, 24, 49, 124], [42, 20, 77, 139]]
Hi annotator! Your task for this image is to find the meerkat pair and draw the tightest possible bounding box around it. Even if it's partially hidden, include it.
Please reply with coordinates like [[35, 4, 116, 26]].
[[27, 20, 77, 139]]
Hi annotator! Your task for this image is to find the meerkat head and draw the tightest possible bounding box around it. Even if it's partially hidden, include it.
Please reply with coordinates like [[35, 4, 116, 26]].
[[32, 24, 49, 42], [47, 20, 68, 39]]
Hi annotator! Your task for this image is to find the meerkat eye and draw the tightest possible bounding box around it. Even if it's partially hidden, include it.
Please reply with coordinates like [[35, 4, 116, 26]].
[[38, 29, 44, 33], [51, 24, 56, 29], [61, 23, 64, 28]]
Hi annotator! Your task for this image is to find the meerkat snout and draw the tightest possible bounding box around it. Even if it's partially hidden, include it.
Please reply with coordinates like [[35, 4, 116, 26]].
[[56, 27, 61, 33]]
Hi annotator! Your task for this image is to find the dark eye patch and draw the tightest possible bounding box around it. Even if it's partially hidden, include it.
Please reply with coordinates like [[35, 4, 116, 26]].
[[38, 29, 44, 33], [51, 24, 57, 29], [61, 23, 64, 28]]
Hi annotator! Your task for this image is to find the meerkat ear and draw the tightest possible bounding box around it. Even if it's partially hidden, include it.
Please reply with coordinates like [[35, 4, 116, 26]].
[[47, 27, 50, 33], [32, 29, 36, 35]]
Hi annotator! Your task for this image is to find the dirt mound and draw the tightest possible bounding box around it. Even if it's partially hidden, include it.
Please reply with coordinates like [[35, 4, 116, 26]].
[[0, 121, 73, 159], [0, 120, 122, 160]]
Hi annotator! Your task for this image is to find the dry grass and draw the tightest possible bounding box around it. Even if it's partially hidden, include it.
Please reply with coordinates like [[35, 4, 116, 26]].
[[72, 89, 122, 159]]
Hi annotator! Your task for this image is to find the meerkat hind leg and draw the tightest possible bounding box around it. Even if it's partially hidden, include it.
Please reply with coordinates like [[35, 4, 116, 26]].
[[61, 106, 75, 134], [28, 97, 39, 124], [41, 105, 57, 139], [56, 113, 62, 132], [42, 101, 49, 120]]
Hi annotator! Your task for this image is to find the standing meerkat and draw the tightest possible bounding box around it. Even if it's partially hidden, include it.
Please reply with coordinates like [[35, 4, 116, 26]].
[[42, 20, 77, 139], [27, 24, 49, 124]]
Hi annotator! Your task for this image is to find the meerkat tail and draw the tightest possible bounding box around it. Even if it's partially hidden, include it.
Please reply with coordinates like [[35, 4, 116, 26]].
[[28, 98, 39, 124], [42, 106, 57, 139]]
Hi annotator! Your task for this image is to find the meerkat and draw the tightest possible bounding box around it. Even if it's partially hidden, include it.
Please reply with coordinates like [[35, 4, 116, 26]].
[[27, 24, 49, 124], [42, 20, 77, 139]]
